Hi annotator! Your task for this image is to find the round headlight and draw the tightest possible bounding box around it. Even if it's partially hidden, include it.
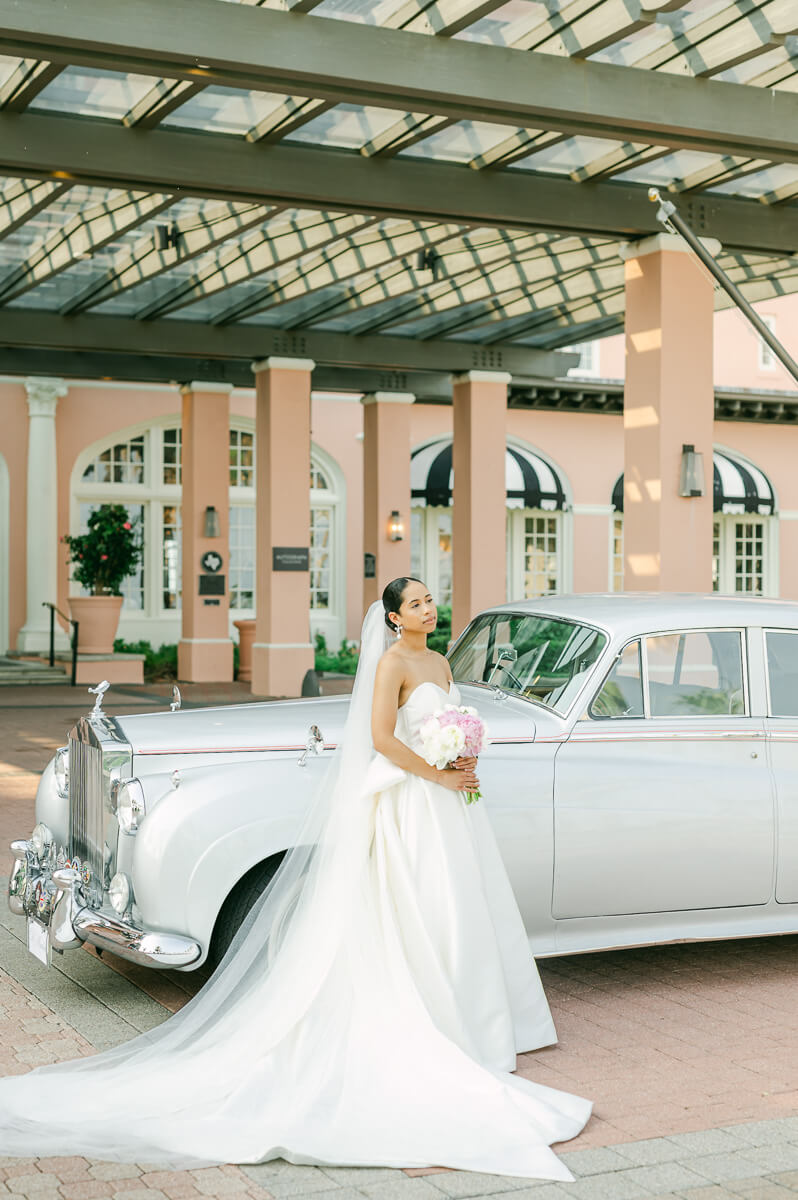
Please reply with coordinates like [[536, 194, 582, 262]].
[[30, 822, 53, 859], [108, 872, 131, 915], [54, 746, 69, 798], [115, 779, 146, 834]]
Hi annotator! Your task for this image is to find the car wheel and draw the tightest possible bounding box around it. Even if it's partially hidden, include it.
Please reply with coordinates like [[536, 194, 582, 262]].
[[207, 854, 284, 971]]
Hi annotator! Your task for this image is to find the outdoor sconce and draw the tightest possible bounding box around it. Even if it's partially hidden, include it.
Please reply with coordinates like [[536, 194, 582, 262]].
[[203, 505, 221, 537], [678, 444, 705, 498], [388, 510, 405, 542]]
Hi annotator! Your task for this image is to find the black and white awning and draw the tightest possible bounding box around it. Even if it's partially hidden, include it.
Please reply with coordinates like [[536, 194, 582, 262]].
[[612, 450, 775, 516], [411, 437, 566, 511]]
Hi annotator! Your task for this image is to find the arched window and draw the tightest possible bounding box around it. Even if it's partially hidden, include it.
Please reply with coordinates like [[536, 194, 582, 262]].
[[611, 449, 778, 594], [72, 421, 343, 640], [410, 437, 571, 604]]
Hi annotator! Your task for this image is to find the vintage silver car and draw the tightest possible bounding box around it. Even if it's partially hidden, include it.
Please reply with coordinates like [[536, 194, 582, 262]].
[[10, 592, 798, 971]]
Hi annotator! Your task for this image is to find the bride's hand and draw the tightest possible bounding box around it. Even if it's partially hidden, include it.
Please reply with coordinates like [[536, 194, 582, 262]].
[[437, 764, 480, 793], [452, 756, 477, 771]]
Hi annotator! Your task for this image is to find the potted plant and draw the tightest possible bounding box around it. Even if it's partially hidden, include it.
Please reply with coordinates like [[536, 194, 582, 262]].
[[62, 505, 142, 654]]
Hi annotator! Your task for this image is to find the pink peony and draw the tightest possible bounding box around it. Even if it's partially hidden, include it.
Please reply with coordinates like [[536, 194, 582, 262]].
[[100, 554, 108, 561], [123, 522, 131, 530]]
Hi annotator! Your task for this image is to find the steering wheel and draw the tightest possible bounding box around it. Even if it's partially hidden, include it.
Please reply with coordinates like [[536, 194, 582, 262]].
[[496, 664, 525, 691]]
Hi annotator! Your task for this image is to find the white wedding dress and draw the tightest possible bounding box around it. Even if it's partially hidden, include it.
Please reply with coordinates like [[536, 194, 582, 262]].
[[0, 607, 591, 1179]]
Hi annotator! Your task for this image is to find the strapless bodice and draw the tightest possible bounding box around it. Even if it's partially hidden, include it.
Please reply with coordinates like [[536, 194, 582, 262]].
[[395, 680, 460, 752]]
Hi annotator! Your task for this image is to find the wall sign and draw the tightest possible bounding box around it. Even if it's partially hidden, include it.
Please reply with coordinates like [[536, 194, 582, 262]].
[[273, 546, 309, 572], [199, 574, 226, 596], [201, 550, 223, 574], [364, 552, 376, 579]]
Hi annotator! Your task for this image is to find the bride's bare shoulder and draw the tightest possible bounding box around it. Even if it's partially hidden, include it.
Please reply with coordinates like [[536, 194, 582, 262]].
[[429, 648, 454, 679]]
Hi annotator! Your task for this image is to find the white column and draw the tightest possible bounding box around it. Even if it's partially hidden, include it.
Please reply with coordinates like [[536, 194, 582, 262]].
[[17, 377, 68, 653]]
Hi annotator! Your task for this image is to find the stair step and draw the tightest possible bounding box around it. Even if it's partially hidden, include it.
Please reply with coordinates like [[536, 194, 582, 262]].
[[0, 665, 69, 684]]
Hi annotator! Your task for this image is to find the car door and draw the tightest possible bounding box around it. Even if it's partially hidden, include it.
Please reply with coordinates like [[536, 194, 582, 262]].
[[553, 628, 772, 919], [763, 628, 798, 904]]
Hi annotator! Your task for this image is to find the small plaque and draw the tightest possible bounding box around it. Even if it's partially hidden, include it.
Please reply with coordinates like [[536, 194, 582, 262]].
[[201, 550, 223, 574], [199, 574, 225, 596], [203, 598, 221, 606], [27, 917, 50, 967], [364, 552, 376, 579], [273, 546, 309, 572]]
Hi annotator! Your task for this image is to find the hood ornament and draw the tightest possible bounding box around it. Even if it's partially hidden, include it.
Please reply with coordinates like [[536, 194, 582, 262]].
[[170, 685, 182, 712], [88, 680, 110, 715]]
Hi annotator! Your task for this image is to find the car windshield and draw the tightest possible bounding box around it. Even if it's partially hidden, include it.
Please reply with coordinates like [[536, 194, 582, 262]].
[[449, 612, 608, 715]]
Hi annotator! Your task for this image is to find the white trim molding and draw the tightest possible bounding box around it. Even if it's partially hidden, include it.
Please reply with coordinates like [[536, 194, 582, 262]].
[[251, 357, 316, 373]]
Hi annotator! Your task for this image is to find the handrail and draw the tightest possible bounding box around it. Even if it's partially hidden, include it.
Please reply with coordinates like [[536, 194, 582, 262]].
[[42, 602, 79, 688]]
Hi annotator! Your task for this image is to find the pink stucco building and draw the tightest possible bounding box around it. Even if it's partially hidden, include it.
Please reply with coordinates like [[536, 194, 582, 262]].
[[1, 289, 796, 679]]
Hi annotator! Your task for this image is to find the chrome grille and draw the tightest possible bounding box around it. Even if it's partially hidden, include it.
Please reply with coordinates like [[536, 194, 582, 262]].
[[68, 732, 104, 905]]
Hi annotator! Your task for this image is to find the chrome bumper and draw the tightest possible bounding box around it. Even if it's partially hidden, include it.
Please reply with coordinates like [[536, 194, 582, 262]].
[[8, 840, 201, 969]]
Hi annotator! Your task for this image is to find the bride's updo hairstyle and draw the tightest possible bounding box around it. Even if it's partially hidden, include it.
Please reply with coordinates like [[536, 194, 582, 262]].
[[382, 577, 425, 634]]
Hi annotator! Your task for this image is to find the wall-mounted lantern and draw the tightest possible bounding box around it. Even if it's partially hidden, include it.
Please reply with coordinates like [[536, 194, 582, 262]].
[[203, 505, 221, 537], [678, 444, 705, 498], [388, 510, 405, 541]]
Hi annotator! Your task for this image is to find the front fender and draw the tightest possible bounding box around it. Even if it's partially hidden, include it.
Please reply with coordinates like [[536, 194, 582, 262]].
[[131, 756, 316, 956], [34, 757, 69, 845]]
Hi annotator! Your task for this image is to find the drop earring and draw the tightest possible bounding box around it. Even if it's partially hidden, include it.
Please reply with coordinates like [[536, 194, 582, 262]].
[[396, 625, 403, 639]]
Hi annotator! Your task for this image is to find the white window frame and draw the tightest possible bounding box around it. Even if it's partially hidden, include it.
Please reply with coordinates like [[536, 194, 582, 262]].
[[309, 441, 346, 649], [506, 509, 565, 601], [410, 506, 453, 609], [72, 418, 346, 646], [714, 514, 779, 597], [71, 417, 182, 645]]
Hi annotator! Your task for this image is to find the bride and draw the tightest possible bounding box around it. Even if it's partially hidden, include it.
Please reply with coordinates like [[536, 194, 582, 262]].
[[0, 577, 591, 1178]]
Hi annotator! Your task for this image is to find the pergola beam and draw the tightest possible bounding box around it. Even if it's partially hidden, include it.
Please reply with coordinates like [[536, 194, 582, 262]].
[[3, 112, 798, 255], [0, 307, 571, 377], [2, 0, 798, 162]]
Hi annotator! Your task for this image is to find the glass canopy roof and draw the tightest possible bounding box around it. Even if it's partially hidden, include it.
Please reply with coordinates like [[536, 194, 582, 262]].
[[0, 0, 796, 381]]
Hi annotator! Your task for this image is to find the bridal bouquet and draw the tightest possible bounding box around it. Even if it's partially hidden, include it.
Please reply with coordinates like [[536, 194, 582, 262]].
[[419, 705, 488, 804]]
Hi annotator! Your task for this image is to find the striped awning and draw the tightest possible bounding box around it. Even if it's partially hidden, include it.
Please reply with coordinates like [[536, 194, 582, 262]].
[[411, 437, 566, 511], [612, 451, 775, 516]]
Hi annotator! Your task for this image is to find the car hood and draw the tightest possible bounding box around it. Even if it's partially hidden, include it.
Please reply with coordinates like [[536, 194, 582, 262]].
[[115, 684, 544, 756]]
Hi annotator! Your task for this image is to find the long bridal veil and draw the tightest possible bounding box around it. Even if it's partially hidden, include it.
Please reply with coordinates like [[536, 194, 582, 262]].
[[0, 601, 397, 1165]]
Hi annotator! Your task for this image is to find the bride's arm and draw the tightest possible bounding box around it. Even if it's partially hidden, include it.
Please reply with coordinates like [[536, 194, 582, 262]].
[[371, 658, 478, 793]]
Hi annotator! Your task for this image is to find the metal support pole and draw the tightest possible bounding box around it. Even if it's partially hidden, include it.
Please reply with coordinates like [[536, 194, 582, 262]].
[[47, 604, 54, 667], [649, 188, 798, 388], [70, 621, 78, 688]]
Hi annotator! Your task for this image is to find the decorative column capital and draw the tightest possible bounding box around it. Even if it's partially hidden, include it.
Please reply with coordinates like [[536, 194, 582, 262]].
[[180, 381, 234, 395], [619, 233, 722, 261], [361, 392, 415, 406], [451, 370, 512, 385], [251, 357, 315, 374], [25, 376, 68, 418]]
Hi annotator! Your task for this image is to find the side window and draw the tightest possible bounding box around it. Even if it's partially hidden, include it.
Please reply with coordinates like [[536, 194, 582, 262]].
[[765, 631, 798, 717], [589, 641, 644, 719], [646, 631, 745, 717]]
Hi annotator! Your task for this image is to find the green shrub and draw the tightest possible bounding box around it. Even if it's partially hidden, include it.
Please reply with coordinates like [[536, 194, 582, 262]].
[[314, 632, 359, 675], [113, 638, 177, 682], [63, 505, 142, 596], [313, 606, 453, 674], [428, 605, 452, 655]]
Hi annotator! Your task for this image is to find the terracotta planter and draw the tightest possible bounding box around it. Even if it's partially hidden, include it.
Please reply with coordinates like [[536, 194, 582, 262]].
[[234, 619, 256, 683], [68, 595, 124, 655]]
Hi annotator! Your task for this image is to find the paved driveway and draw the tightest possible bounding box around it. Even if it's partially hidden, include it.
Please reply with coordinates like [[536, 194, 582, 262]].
[[3, 683, 798, 1199]]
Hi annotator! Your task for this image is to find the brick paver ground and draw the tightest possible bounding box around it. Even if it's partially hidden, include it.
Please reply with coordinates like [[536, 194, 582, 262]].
[[3, 682, 798, 1198]]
